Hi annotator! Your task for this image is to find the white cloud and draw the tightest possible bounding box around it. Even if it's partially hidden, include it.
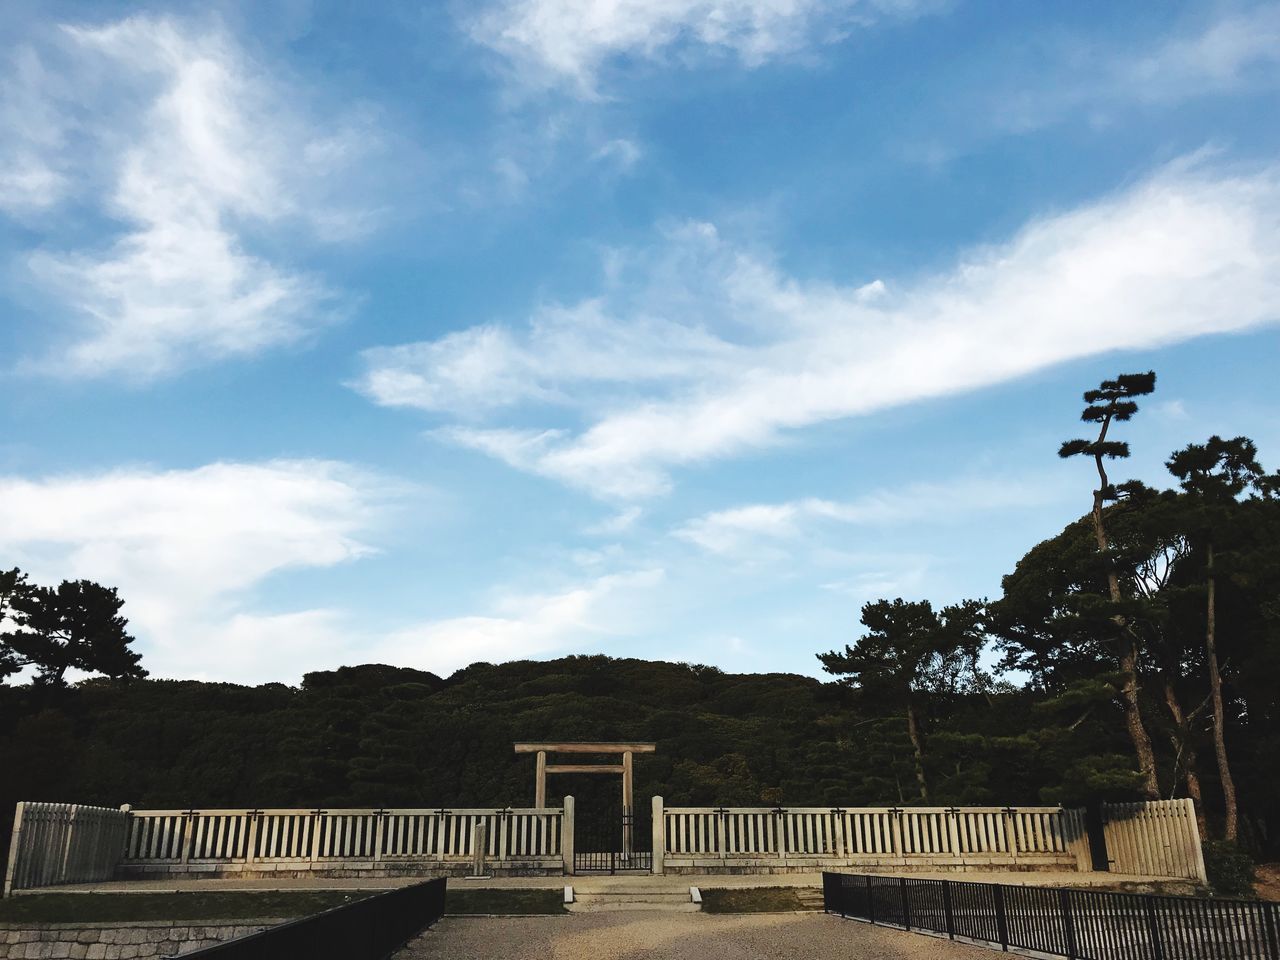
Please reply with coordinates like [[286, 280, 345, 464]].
[[4, 16, 379, 379], [358, 159, 1280, 499], [470, 0, 925, 95], [674, 476, 1065, 556], [371, 568, 664, 675], [0, 459, 665, 683], [0, 460, 390, 680]]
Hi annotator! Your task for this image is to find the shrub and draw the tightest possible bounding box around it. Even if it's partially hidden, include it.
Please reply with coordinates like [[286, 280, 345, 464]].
[[1202, 840, 1256, 898]]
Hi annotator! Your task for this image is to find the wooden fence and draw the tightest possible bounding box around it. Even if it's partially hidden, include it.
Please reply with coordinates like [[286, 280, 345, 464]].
[[119, 806, 565, 879], [3, 802, 130, 896], [655, 801, 1093, 874], [1102, 799, 1206, 883], [5, 798, 1206, 887]]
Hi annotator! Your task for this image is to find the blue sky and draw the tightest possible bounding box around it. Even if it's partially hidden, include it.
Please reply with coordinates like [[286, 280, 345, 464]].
[[1, 0, 1278, 684]]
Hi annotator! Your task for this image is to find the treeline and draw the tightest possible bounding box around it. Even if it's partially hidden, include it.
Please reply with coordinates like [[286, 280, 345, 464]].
[[1, 371, 1277, 865]]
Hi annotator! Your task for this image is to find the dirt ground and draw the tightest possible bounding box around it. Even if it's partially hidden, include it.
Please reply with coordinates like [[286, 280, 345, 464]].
[[1255, 863, 1280, 901], [400, 913, 998, 960]]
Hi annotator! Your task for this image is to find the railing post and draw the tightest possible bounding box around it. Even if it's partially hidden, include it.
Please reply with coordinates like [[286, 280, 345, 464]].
[[1058, 887, 1077, 960], [562, 796, 575, 876], [651, 796, 665, 875], [1144, 896, 1165, 960], [900, 876, 911, 930], [942, 878, 955, 939], [994, 884, 1009, 951], [867, 875, 876, 924], [1264, 902, 1280, 960]]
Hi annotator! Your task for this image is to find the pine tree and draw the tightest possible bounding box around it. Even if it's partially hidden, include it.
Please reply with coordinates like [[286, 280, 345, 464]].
[[1059, 371, 1159, 799]]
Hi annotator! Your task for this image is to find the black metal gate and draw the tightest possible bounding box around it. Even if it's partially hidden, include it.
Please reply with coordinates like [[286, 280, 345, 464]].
[[574, 801, 652, 874]]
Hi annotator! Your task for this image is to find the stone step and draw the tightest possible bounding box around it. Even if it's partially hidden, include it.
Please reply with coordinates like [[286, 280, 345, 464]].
[[566, 886, 702, 913], [569, 900, 703, 913]]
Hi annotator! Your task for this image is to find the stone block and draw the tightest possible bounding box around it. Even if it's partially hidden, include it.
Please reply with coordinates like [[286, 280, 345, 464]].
[[84, 945, 106, 960]]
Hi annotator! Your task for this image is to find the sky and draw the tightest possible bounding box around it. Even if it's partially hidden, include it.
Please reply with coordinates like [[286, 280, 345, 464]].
[[1, 0, 1278, 685]]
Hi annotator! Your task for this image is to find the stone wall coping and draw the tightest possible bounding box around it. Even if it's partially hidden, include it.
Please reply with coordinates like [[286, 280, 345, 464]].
[[0, 919, 285, 931]]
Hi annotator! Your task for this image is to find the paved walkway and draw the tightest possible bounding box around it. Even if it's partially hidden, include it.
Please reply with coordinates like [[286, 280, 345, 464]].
[[399, 913, 995, 960]]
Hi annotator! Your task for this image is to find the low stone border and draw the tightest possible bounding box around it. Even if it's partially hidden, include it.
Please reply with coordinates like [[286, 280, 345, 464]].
[[0, 919, 284, 959]]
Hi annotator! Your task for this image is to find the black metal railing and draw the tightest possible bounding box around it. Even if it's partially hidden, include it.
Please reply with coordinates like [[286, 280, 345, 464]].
[[823, 872, 1280, 960], [170, 877, 446, 959]]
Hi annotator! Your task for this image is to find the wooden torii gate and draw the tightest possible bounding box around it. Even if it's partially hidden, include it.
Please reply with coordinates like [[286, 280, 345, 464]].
[[514, 742, 656, 810]]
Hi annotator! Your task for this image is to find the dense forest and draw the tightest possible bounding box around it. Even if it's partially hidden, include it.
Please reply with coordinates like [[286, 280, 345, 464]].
[[2, 372, 1279, 870]]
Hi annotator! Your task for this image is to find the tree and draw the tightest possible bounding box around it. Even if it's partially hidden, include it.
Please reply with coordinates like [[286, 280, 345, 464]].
[[1058, 371, 1160, 799], [1166, 436, 1269, 841], [819, 598, 986, 802], [1, 576, 146, 687], [0, 569, 28, 681]]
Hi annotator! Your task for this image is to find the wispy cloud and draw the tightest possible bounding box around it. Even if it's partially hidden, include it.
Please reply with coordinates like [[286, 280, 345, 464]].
[[674, 476, 1066, 556], [997, 6, 1280, 133], [1124, 5, 1280, 101], [4, 15, 382, 380], [469, 0, 927, 96], [357, 158, 1280, 500]]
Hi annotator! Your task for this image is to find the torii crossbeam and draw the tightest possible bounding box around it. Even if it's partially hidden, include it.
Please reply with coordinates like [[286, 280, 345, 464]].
[[514, 742, 656, 810]]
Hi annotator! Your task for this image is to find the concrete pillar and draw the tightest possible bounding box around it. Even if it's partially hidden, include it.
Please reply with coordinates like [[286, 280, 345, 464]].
[[562, 796, 575, 876], [3, 802, 26, 898], [651, 796, 665, 875], [535, 751, 547, 808], [470, 820, 487, 877]]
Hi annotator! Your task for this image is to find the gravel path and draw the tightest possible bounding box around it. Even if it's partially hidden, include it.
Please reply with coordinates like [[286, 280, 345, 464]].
[[400, 913, 998, 960]]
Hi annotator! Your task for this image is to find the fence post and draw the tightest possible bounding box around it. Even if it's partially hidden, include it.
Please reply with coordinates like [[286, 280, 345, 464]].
[[3, 802, 26, 898], [1184, 798, 1208, 885], [57, 805, 78, 884], [245, 810, 260, 867], [867, 875, 876, 924], [900, 877, 911, 930], [1264, 902, 1279, 960], [651, 797, 664, 875], [994, 884, 1009, 951], [942, 878, 955, 940], [562, 796, 575, 877]]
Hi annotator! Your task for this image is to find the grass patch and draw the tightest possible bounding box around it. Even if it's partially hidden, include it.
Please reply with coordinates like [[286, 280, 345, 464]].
[[699, 887, 815, 914], [0, 891, 375, 924], [446, 888, 566, 915]]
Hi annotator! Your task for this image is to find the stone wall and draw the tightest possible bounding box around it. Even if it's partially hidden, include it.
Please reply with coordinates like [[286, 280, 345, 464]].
[[0, 920, 280, 959]]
